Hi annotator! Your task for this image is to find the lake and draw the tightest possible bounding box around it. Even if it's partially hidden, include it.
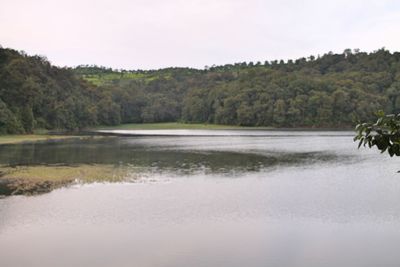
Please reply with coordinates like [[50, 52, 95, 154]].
[[1, 130, 400, 267]]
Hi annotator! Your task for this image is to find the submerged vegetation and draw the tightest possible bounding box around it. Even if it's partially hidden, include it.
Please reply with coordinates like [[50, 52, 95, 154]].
[[0, 164, 133, 196], [0, 134, 83, 145], [1, 47, 400, 133]]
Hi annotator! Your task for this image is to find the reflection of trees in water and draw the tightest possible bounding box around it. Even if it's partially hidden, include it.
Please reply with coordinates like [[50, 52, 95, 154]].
[[0, 138, 340, 174]]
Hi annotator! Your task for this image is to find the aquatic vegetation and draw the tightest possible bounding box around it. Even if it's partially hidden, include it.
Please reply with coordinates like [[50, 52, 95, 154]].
[[0, 164, 135, 196], [0, 135, 81, 145]]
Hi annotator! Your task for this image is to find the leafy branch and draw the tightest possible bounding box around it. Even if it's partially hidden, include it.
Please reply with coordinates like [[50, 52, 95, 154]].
[[354, 111, 400, 156]]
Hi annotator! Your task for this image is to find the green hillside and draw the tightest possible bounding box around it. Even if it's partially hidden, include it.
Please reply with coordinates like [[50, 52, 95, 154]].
[[1, 47, 399, 134], [0, 48, 120, 133], [75, 48, 400, 128]]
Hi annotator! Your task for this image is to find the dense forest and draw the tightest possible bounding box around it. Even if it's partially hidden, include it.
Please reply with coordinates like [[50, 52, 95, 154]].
[[1, 46, 400, 133]]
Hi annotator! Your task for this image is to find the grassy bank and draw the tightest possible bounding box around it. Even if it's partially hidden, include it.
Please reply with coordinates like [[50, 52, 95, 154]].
[[0, 164, 134, 196], [0, 135, 71, 145], [96, 122, 271, 130], [0, 134, 99, 145]]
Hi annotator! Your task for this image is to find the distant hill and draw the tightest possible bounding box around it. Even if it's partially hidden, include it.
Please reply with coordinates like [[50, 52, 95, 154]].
[[74, 48, 400, 128], [0, 48, 120, 133], [1, 47, 399, 133]]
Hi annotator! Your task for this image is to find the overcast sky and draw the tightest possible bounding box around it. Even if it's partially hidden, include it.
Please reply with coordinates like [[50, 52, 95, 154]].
[[1, 0, 399, 69]]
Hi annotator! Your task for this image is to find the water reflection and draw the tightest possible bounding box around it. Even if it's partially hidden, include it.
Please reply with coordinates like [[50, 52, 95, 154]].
[[0, 136, 343, 174], [1, 132, 400, 267]]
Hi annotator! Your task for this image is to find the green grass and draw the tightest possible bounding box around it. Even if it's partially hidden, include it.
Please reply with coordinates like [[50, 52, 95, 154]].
[[82, 72, 171, 86], [1, 164, 131, 183], [0, 135, 81, 145], [96, 122, 268, 130], [0, 164, 135, 195]]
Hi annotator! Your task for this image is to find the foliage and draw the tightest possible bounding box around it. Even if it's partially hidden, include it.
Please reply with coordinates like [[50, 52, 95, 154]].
[[354, 112, 400, 156], [75, 48, 398, 128], [2, 47, 400, 133], [0, 48, 120, 131]]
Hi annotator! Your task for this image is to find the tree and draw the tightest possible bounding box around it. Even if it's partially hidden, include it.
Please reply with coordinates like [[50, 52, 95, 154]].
[[2, 46, 400, 133], [20, 106, 35, 133], [273, 99, 286, 125], [354, 111, 400, 156], [0, 99, 24, 134]]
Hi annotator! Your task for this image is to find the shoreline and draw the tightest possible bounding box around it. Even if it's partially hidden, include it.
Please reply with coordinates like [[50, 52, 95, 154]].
[[95, 122, 354, 131]]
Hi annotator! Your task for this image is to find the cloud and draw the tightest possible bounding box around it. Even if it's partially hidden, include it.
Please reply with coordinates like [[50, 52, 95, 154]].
[[0, 0, 399, 69]]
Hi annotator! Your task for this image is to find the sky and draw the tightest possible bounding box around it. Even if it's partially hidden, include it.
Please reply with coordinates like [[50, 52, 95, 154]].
[[1, 0, 400, 69]]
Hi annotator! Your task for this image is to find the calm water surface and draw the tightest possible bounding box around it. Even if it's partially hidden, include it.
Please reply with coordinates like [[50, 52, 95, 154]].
[[1, 130, 400, 267]]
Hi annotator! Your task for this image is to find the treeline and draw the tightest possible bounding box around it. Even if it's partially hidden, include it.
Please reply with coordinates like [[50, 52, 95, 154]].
[[82, 48, 400, 128], [1, 47, 399, 133], [0, 48, 112, 133]]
